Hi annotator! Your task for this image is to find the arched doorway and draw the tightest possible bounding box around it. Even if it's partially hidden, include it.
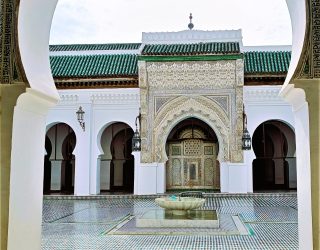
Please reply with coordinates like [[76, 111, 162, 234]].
[[43, 136, 52, 193], [44, 123, 76, 194], [100, 122, 134, 193], [166, 118, 220, 191], [252, 120, 296, 191]]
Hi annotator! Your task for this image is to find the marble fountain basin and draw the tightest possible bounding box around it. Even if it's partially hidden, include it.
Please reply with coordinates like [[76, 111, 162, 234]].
[[155, 197, 205, 215]]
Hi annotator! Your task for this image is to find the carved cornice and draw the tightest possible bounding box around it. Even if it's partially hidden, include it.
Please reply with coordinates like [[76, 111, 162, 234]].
[[55, 79, 138, 89], [91, 93, 139, 105], [142, 30, 243, 44], [58, 94, 79, 104], [244, 87, 284, 103]]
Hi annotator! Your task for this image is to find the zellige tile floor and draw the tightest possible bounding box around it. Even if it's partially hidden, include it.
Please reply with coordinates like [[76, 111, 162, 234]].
[[42, 194, 298, 250]]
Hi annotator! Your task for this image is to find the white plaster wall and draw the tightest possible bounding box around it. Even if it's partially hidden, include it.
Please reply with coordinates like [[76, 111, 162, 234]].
[[46, 88, 140, 195], [46, 100, 90, 195], [237, 85, 295, 193], [90, 89, 140, 194], [221, 86, 296, 194]]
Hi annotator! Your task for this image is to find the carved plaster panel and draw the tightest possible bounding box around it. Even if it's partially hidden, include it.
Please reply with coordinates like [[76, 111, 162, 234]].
[[146, 61, 236, 90], [205, 95, 230, 116], [298, 0, 320, 79]]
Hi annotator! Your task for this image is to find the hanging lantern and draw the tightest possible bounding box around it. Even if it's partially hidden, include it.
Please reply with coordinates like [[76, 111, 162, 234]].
[[132, 129, 141, 151], [242, 128, 251, 150], [76, 106, 85, 131], [132, 112, 141, 151], [242, 107, 251, 150]]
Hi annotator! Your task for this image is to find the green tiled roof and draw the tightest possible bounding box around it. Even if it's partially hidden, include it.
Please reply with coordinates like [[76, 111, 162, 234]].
[[244, 51, 291, 74], [142, 42, 240, 55], [49, 50, 291, 79], [50, 54, 138, 78], [50, 43, 141, 52]]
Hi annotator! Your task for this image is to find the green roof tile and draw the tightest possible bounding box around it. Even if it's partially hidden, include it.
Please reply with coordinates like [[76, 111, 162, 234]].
[[50, 43, 141, 52], [49, 50, 291, 78], [244, 51, 291, 74], [142, 42, 240, 55], [50, 54, 138, 78]]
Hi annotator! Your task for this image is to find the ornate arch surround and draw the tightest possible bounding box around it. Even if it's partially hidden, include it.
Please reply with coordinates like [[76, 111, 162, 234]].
[[152, 96, 229, 163]]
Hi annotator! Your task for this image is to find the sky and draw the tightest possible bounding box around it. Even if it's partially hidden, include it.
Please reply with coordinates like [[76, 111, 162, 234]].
[[49, 0, 292, 46]]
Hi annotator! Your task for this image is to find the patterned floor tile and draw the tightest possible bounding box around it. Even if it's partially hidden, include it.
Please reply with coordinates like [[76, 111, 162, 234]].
[[42, 194, 298, 250]]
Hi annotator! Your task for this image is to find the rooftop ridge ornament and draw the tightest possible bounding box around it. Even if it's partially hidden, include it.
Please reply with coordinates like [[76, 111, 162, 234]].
[[188, 13, 194, 30]]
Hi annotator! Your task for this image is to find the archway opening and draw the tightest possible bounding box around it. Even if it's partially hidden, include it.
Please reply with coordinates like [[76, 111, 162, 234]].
[[100, 122, 134, 193], [165, 118, 220, 191], [252, 120, 296, 191], [43, 123, 76, 194]]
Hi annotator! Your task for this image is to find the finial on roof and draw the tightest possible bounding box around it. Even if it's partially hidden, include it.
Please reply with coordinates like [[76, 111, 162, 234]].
[[188, 13, 194, 30]]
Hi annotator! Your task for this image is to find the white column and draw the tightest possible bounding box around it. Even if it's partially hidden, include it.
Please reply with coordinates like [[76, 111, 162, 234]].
[[244, 150, 255, 193], [280, 85, 313, 250], [73, 103, 91, 195], [8, 89, 58, 250], [156, 163, 166, 194], [132, 151, 140, 195], [220, 162, 229, 193], [50, 160, 61, 191]]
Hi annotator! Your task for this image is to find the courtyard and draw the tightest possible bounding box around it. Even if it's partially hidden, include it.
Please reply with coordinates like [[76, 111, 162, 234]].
[[42, 193, 297, 249]]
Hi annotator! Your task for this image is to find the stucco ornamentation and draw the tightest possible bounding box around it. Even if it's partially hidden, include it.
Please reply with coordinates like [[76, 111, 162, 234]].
[[59, 94, 79, 104], [91, 93, 139, 104], [153, 97, 230, 163], [146, 61, 236, 90], [298, 0, 320, 79], [0, 0, 25, 83]]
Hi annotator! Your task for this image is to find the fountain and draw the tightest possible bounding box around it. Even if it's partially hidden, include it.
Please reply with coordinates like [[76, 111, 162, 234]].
[[136, 193, 219, 228], [155, 196, 205, 215]]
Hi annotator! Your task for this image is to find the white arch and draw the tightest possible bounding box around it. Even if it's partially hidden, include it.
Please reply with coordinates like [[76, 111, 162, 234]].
[[96, 121, 135, 155]]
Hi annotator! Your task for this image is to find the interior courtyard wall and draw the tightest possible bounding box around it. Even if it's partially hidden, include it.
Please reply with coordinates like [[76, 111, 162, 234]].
[[7, 0, 313, 249]]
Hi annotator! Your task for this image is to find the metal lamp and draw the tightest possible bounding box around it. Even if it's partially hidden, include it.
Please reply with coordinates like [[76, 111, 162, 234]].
[[242, 108, 251, 150], [132, 111, 141, 151], [76, 106, 85, 131]]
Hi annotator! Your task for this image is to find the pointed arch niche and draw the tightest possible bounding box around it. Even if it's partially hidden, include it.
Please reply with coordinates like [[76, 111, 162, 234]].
[[149, 96, 232, 164], [44, 123, 76, 194], [99, 122, 134, 193], [166, 118, 220, 190]]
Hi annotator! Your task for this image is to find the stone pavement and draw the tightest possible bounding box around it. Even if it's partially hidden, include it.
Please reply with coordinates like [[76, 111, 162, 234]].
[[42, 193, 297, 249]]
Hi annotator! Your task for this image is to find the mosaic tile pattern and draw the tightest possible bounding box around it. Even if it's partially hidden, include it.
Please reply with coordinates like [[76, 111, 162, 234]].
[[110, 213, 238, 235], [42, 194, 298, 249]]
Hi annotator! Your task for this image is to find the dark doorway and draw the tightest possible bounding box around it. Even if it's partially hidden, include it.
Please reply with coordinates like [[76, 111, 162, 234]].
[[61, 130, 76, 194], [43, 136, 52, 194], [43, 123, 76, 194], [110, 128, 134, 192], [252, 120, 296, 191], [100, 123, 134, 193]]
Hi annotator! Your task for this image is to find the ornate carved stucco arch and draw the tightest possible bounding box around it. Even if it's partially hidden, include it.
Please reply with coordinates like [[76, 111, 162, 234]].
[[152, 96, 230, 163]]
